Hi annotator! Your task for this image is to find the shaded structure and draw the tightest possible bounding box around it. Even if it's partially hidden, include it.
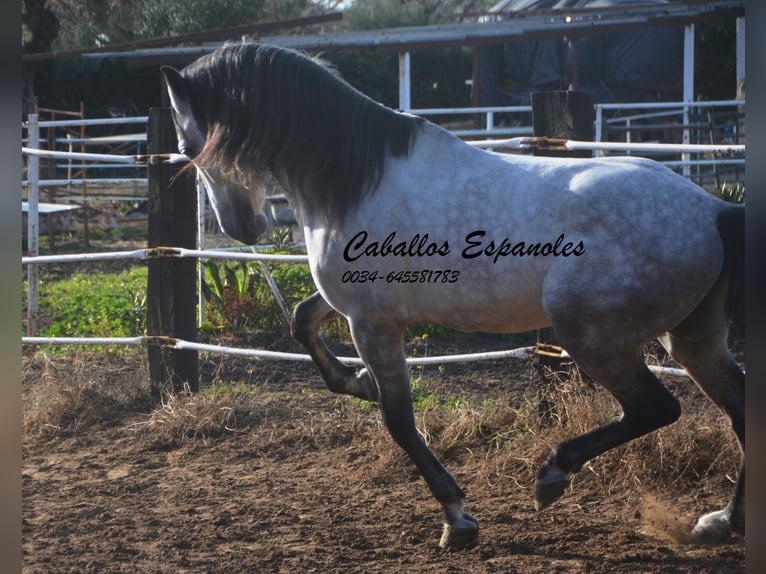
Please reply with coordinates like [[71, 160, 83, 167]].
[[480, 0, 687, 105], [65, 1, 743, 111]]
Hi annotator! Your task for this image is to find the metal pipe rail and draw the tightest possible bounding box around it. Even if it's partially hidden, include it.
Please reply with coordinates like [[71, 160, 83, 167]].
[[595, 99, 745, 112], [20, 334, 690, 378], [32, 116, 149, 128], [21, 246, 309, 266], [22, 146, 187, 165], [20, 334, 533, 366], [467, 136, 745, 155], [22, 178, 149, 187]]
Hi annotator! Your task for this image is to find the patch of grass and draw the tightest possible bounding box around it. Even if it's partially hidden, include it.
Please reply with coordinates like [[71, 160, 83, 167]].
[[410, 372, 472, 412], [203, 379, 263, 400], [201, 255, 332, 335], [32, 266, 147, 340]]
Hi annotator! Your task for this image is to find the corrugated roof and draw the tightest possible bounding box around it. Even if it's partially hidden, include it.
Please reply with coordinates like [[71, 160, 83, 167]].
[[78, 0, 742, 66]]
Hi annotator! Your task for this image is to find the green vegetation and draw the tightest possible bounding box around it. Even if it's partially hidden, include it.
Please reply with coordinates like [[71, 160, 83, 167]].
[[200, 256, 316, 334], [31, 266, 147, 339], [199, 253, 459, 341], [27, 254, 460, 348], [203, 379, 264, 401], [712, 182, 745, 204]]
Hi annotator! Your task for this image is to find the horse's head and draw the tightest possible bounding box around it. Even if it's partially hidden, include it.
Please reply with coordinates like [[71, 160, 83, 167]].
[[161, 65, 268, 246]]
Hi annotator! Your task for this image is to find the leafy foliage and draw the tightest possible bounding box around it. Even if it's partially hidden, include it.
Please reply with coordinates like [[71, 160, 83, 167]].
[[712, 182, 745, 204], [130, 0, 313, 40], [344, 0, 494, 30], [42, 0, 320, 49], [35, 266, 147, 338], [200, 254, 318, 334]]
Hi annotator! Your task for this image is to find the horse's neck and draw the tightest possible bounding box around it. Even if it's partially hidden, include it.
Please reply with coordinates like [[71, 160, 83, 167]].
[[281, 121, 470, 230]]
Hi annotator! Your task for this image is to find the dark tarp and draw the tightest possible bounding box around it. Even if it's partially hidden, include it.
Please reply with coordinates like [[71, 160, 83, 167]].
[[480, 0, 684, 105]]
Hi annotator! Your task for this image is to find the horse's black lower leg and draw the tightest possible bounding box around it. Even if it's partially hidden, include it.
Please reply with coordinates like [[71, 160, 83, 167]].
[[348, 318, 478, 549], [535, 360, 680, 510], [291, 292, 378, 401], [659, 330, 745, 541]]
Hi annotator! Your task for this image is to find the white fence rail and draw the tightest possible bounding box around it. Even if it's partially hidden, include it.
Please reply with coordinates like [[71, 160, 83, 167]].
[[413, 99, 744, 183], [21, 116, 150, 216], [466, 136, 745, 156]]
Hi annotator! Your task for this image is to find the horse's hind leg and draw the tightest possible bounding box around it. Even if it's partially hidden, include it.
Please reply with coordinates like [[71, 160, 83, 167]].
[[658, 329, 745, 542], [291, 291, 378, 401], [348, 317, 478, 549], [534, 343, 681, 511]]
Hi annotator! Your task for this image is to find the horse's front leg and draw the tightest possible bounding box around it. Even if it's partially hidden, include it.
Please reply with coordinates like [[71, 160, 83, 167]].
[[291, 291, 378, 402], [348, 317, 479, 549]]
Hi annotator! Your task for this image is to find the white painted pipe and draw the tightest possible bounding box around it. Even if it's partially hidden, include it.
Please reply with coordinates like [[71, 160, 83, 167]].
[[22, 178, 148, 187], [19, 334, 693, 379], [22, 146, 142, 164], [26, 114, 40, 337], [22, 249, 148, 265], [22, 147, 188, 165], [21, 247, 309, 266], [176, 248, 308, 263], [35, 116, 148, 128], [563, 140, 745, 154], [173, 339, 536, 366], [467, 137, 745, 155]]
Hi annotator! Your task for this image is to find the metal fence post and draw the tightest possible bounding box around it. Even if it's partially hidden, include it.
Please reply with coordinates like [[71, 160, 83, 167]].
[[26, 114, 39, 337]]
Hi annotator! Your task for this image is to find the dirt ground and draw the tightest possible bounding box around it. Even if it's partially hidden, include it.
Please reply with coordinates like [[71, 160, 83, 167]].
[[22, 333, 745, 573]]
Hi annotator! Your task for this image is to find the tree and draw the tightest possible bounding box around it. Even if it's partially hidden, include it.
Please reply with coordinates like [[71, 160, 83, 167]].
[[22, 0, 60, 114], [344, 0, 493, 29], [329, 0, 494, 109], [129, 0, 316, 40], [22, 0, 59, 53], [23, 0, 324, 116]]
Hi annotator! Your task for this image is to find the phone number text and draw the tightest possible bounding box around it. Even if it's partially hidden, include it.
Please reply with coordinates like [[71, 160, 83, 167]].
[[341, 269, 460, 284]]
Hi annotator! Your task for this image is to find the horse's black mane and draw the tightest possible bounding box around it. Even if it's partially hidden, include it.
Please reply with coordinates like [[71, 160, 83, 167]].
[[181, 43, 423, 223]]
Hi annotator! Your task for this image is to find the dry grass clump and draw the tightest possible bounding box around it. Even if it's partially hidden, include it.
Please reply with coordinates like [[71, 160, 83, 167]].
[[23, 350, 151, 442], [129, 386, 241, 448], [23, 349, 741, 510], [411, 366, 740, 503], [129, 384, 383, 453]]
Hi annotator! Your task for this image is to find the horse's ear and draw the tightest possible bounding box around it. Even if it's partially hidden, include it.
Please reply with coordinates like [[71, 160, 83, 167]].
[[161, 66, 205, 156]]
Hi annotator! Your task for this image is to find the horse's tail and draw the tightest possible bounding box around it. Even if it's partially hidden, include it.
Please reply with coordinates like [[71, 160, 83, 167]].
[[716, 203, 745, 335]]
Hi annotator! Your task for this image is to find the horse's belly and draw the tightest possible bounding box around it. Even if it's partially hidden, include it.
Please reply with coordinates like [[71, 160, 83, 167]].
[[318, 261, 549, 333], [407, 281, 549, 333]]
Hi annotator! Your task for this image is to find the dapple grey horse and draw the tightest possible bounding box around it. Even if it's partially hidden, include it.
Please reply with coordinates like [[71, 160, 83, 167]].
[[162, 43, 745, 549]]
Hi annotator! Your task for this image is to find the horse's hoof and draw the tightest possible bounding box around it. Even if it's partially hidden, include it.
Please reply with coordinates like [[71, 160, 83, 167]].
[[690, 510, 736, 544], [534, 463, 570, 511], [439, 518, 479, 550]]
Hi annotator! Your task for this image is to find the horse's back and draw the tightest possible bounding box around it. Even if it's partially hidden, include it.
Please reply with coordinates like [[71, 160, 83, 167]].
[[310, 123, 731, 337]]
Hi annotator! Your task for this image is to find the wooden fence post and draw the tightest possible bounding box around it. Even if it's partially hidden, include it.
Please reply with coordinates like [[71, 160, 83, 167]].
[[531, 91, 594, 419], [146, 107, 199, 399]]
